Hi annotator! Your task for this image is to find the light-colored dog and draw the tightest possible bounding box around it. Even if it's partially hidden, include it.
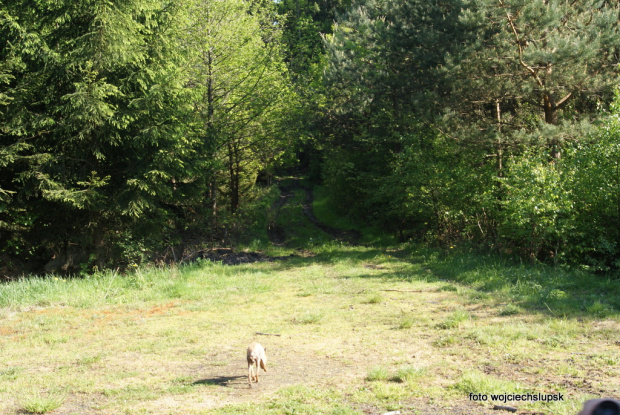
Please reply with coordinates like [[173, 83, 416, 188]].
[[247, 342, 267, 384]]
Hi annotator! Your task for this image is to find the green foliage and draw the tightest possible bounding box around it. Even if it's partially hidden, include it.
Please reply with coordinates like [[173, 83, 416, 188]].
[[276, 0, 351, 79], [446, 0, 620, 147], [496, 101, 620, 268], [182, 0, 298, 214], [499, 152, 573, 261], [0, 0, 199, 272], [3, 0, 620, 275], [560, 109, 620, 269], [0, 0, 299, 274], [316, 0, 620, 271]]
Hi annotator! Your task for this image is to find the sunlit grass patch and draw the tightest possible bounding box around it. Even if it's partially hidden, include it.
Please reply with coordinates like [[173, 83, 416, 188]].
[[364, 293, 383, 304], [366, 366, 390, 382], [435, 309, 471, 330], [19, 390, 66, 414], [392, 366, 427, 384], [397, 315, 415, 329], [76, 353, 104, 366], [265, 385, 359, 415], [1, 226, 619, 415], [433, 334, 459, 347], [453, 370, 523, 396], [292, 310, 324, 325], [0, 367, 23, 381]]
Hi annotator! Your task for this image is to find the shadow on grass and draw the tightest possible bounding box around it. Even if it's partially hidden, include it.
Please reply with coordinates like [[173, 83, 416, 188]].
[[193, 375, 245, 387], [258, 247, 412, 275], [245, 176, 619, 318], [259, 242, 620, 319], [420, 248, 620, 319]]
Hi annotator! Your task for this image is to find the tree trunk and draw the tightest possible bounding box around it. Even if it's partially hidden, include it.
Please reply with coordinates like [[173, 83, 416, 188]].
[[496, 100, 503, 177], [543, 93, 558, 125], [234, 141, 241, 213], [543, 93, 561, 160], [228, 141, 238, 214], [210, 178, 218, 225], [206, 46, 217, 223], [543, 91, 572, 160]]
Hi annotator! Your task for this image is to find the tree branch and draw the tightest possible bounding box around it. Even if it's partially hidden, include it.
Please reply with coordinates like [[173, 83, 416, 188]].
[[500, 0, 544, 88], [555, 91, 573, 110]]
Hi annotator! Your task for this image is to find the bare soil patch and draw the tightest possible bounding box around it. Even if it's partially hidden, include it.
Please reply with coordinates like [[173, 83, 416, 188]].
[[193, 248, 296, 265]]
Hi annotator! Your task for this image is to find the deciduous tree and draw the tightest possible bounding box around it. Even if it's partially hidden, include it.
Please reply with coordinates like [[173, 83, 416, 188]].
[[181, 0, 296, 215]]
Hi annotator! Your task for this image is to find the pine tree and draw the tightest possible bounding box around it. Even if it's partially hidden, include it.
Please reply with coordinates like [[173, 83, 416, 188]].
[[447, 0, 620, 159], [276, 0, 352, 78]]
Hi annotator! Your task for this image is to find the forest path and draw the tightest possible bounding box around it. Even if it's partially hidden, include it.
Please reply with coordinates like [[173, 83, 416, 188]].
[[268, 178, 361, 247]]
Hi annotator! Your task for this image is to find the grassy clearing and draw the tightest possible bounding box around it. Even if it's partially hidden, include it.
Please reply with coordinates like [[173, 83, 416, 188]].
[[1, 246, 618, 415], [0, 186, 619, 414], [19, 389, 66, 414]]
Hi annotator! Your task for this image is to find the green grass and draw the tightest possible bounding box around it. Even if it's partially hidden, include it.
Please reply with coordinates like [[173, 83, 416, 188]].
[[392, 366, 427, 384], [366, 366, 390, 382], [0, 245, 618, 414], [435, 309, 472, 330], [364, 292, 383, 304], [419, 245, 620, 317], [453, 370, 523, 395], [268, 184, 333, 249], [292, 310, 324, 324], [20, 390, 66, 414], [0, 182, 618, 415], [397, 314, 416, 329]]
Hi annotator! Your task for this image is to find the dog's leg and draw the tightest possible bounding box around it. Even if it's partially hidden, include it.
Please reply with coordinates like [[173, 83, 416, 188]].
[[255, 361, 259, 382]]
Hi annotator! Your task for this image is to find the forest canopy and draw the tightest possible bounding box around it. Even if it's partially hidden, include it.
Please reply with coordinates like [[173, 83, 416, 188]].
[[1, 0, 620, 275]]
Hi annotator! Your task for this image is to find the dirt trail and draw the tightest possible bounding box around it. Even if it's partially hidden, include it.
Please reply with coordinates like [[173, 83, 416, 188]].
[[267, 182, 296, 246], [268, 179, 361, 246]]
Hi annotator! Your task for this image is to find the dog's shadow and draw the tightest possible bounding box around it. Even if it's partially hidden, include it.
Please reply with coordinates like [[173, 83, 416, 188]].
[[193, 375, 246, 388]]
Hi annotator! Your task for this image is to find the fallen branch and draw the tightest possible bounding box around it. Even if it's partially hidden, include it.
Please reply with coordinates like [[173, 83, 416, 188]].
[[493, 405, 517, 412], [255, 332, 281, 336]]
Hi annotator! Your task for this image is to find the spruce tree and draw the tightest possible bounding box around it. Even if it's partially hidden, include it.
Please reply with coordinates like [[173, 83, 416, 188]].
[[0, 0, 194, 271]]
